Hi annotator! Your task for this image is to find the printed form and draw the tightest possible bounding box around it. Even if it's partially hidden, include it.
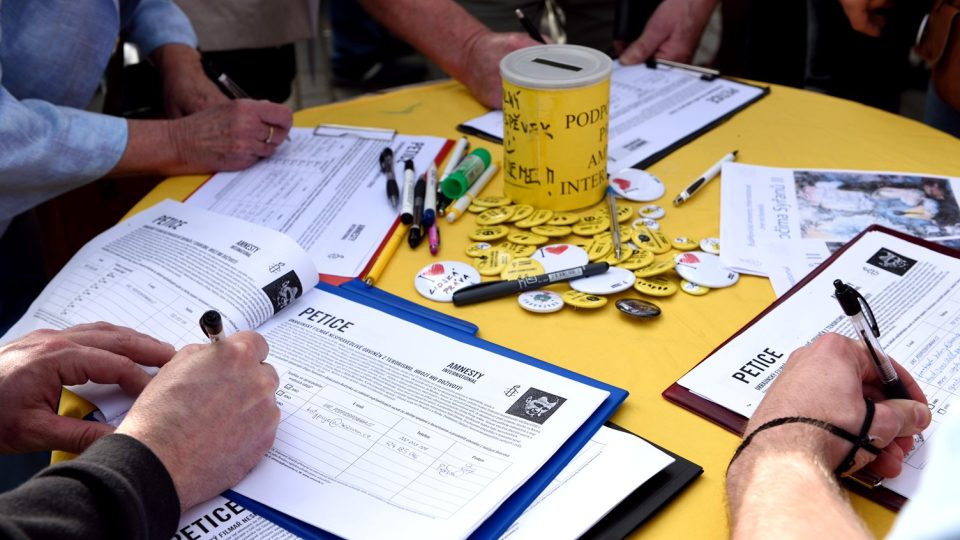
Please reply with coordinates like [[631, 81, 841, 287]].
[[679, 229, 960, 498], [187, 127, 448, 278], [234, 288, 610, 540], [1, 200, 319, 422]]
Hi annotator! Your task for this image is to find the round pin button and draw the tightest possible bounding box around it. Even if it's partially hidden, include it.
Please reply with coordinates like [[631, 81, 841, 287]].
[[507, 231, 549, 245], [640, 218, 660, 231], [465, 242, 493, 257], [618, 248, 655, 270], [633, 276, 679, 297], [499, 241, 537, 258], [530, 224, 572, 237], [562, 290, 608, 308], [680, 280, 710, 296], [501, 257, 544, 280], [531, 244, 590, 273], [414, 261, 481, 302], [674, 251, 739, 288], [469, 225, 510, 241], [586, 236, 614, 261], [633, 258, 675, 278], [467, 204, 486, 213], [476, 206, 515, 225], [572, 219, 610, 236], [518, 290, 565, 313], [507, 204, 535, 222], [570, 266, 636, 295], [547, 212, 580, 226], [473, 249, 513, 276], [609, 168, 665, 202], [515, 209, 555, 228], [616, 298, 662, 319], [602, 204, 633, 223], [700, 237, 721, 254], [638, 205, 665, 219], [671, 236, 699, 251], [631, 227, 671, 254], [473, 195, 512, 208]]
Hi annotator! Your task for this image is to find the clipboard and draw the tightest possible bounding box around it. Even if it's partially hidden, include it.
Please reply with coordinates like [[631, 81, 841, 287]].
[[456, 61, 769, 171], [226, 279, 629, 539], [663, 225, 959, 511]]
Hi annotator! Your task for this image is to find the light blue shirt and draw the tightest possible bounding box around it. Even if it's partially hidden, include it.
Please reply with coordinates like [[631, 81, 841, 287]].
[[0, 0, 197, 236]]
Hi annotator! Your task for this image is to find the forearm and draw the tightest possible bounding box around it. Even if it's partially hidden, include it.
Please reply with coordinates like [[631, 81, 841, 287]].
[[727, 449, 871, 539], [358, 0, 489, 83], [108, 119, 184, 177]]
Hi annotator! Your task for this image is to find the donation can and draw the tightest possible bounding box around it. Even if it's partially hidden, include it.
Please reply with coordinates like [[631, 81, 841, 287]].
[[500, 45, 612, 211]]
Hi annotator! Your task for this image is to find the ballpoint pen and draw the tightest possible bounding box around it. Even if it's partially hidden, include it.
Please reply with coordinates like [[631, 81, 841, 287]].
[[408, 172, 427, 248], [607, 186, 622, 259], [673, 150, 738, 206], [453, 262, 609, 306], [400, 160, 416, 225], [199, 310, 226, 343], [423, 163, 438, 227], [515, 8, 546, 43], [380, 147, 400, 208], [205, 60, 292, 142], [363, 224, 408, 285], [440, 137, 469, 181], [833, 280, 911, 400], [446, 162, 498, 223]]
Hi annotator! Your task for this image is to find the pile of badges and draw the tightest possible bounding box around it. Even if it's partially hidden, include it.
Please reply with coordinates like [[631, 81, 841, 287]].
[[413, 169, 741, 317]]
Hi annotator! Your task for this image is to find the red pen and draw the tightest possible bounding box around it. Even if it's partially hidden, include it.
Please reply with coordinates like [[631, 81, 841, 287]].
[[428, 223, 440, 255]]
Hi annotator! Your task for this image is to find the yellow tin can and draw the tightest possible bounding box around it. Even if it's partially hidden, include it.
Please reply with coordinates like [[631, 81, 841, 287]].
[[500, 45, 612, 211]]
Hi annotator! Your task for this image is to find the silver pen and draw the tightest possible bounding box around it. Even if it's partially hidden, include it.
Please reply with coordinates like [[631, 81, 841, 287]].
[[673, 150, 738, 206], [607, 186, 622, 259]]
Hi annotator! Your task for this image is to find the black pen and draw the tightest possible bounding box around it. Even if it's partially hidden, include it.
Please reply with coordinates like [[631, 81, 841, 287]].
[[515, 8, 546, 43], [400, 160, 416, 225], [673, 150, 737, 206], [408, 171, 427, 248], [834, 280, 911, 399], [380, 147, 400, 208], [203, 59, 291, 142], [453, 262, 609, 306], [199, 310, 226, 343]]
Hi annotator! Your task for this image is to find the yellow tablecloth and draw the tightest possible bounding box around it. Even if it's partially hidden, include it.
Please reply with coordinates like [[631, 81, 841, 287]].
[[76, 79, 960, 538]]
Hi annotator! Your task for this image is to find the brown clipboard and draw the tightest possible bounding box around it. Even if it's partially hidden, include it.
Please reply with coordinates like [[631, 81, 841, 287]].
[[663, 224, 960, 511]]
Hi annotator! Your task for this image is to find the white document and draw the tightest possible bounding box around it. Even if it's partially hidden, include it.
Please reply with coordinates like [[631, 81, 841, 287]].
[[187, 127, 448, 278], [233, 287, 610, 540], [173, 496, 297, 540], [459, 62, 765, 174], [679, 229, 960, 498], [1, 200, 319, 422], [762, 239, 832, 297], [720, 163, 960, 277], [499, 425, 674, 540]]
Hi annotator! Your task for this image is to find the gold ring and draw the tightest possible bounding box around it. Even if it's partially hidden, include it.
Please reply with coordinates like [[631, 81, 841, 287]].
[[265, 126, 274, 144]]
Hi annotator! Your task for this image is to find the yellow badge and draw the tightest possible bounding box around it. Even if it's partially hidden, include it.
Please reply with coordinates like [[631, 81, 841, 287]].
[[603, 244, 635, 265], [671, 236, 699, 251], [501, 257, 544, 280], [469, 225, 510, 241], [499, 241, 538, 257], [467, 204, 486, 213], [530, 224, 572, 237], [681, 280, 710, 296], [586, 236, 614, 261], [547, 212, 581, 226], [634, 276, 679, 297], [514, 209, 555, 228], [572, 218, 610, 236], [473, 195, 512, 208], [618, 248, 655, 270], [506, 204, 535, 222], [473, 249, 512, 276], [465, 242, 494, 257], [632, 258, 676, 277], [507, 232, 549, 245], [562, 290, 609, 308], [476, 206, 515, 225], [615, 204, 634, 223], [631, 226, 671, 254]]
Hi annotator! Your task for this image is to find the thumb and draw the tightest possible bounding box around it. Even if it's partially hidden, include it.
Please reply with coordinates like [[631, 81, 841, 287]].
[[618, 34, 657, 65], [875, 399, 932, 442], [41, 414, 116, 454]]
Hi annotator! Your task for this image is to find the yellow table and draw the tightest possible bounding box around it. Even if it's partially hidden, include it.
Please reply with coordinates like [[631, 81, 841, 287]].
[[124, 80, 960, 538]]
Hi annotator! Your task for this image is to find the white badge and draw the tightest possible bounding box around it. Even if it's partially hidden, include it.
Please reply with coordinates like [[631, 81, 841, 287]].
[[609, 168, 665, 202], [673, 251, 739, 288], [700, 237, 721, 254], [414, 261, 481, 302], [569, 266, 636, 295], [638, 204, 665, 219], [531, 244, 590, 273], [518, 290, 565, 313]]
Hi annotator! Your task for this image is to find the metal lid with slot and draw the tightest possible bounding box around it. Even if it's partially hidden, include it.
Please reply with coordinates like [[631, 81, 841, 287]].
[[500, 44, 612, 89]]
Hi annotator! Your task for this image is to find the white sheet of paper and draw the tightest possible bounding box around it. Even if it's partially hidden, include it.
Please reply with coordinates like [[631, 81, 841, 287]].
[[679, 229, 960, 498], [1, 200, 318, 422], [187, 127, 447, 278], [459, 62, 764, 174], [233, 288, 610, 540], [720, 162, 960, 276], [173, 496, 298, 540], [762, 239, 832, 297], [499, 425, 674, 540]]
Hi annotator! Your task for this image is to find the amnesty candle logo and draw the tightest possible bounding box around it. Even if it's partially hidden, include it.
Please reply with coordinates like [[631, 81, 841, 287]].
[[867, 247, 916, 277], [505, 388, 566, 425]]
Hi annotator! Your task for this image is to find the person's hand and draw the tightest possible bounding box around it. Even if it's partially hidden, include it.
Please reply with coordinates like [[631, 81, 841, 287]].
[[618, 0, 719, 65], [737, 333, 931, 479], [116, 331, 279, 511], [151, 44, 230, 117], [460, 31, 543, 109], [838, 0, 893, 37], [0, 323, 175, 455]]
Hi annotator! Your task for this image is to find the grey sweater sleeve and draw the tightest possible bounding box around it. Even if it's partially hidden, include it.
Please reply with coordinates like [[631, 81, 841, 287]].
[[0, 434, 180, 540]]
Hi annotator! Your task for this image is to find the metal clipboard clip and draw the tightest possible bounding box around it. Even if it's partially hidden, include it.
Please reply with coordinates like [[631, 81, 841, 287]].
[[313, 124, 396, 141]]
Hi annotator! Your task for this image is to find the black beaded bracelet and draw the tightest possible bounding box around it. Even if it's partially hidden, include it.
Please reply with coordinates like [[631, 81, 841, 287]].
[[729, 399, 882, 476]]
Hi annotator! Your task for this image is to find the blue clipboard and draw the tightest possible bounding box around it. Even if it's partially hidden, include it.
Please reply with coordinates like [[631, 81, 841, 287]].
[[225, 280, 628, 539]]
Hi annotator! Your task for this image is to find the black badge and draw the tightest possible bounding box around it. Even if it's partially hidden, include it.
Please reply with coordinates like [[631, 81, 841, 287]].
[[616, 298, 661, 319]]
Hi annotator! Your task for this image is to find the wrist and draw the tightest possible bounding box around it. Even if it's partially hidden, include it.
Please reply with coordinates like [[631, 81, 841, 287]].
[[150, 43, 202, 77]]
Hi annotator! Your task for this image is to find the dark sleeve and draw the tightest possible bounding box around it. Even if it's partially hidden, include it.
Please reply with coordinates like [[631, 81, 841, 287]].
[[0, 434, 180, 540]]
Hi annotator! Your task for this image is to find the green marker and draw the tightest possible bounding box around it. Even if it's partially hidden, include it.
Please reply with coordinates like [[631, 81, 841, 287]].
[[440, 148, 491, 199]]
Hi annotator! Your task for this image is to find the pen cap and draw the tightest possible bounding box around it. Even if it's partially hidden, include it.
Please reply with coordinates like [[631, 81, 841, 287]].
[[441, 148, 491, 199], [379, 147, 394, 172], [834, 280, 861, 316], [200, 310, 223, 337]]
